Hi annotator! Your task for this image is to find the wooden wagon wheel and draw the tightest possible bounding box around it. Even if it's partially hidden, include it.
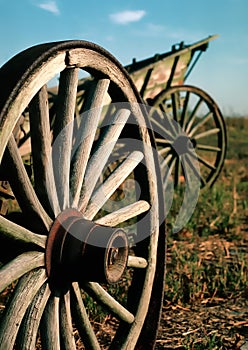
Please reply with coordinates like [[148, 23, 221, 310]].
[[150, 85, 227, 189], [0, 41, 166, 350]]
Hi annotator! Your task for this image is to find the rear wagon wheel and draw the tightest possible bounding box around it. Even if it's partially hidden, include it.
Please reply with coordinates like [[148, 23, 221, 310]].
[[151, 85, 227, 189]]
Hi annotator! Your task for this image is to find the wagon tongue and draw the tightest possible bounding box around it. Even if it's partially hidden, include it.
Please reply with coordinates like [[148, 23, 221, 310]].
[[45, 208, 128, 291]]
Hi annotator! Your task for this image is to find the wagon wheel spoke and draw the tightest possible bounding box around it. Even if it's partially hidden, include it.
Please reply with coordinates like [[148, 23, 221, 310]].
[[83, 150, 144, 219], [160, 155, 175, 187], [60, 291, 77, 350], [0, 215, 46, 248], [172, 154, 201, 232], [188, 111, 212, 137], [185, 97, 203, 134], [40, 295, 60, 349], [29, 85, 60, 217], [174, 156, 181, 188], [83, 282, 135, 324], [0, 269, 47, 350], [127, 255, 148, 268], [70, 78, 110, 207], [160, 107, 178, 137], [171, 91, 180, 125], [180, 153, 199, 187], [0, 251, 44, 293], [5, 135, 52, 230], [77, 108, 130, 211], [156, 138, 173, 158], [16, 283, 51, 350], [184, 153, 205, 186], [180, 90, 190, 128], [180, 154, 189, 184], [196, 144, 221, 152], [156, 138, 173, 145], [52, 68, 79, 210], [158, 146, 173, 157], [160, 152, 173, 172], [191, 151, 217, 171], [150, 111, 174, 141], [71, 283, 101, 350], [95, 200, 150, 226], [193, 127, 220, 140]]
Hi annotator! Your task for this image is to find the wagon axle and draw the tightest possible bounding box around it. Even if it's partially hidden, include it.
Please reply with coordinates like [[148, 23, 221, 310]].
[[46, 209, 129, 290]]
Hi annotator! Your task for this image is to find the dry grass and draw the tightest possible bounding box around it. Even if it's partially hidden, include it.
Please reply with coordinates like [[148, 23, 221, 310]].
[[156, 116, 248, 349]]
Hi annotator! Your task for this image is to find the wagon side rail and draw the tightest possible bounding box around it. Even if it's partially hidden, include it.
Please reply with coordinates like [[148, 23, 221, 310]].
[[125, 34, 219, 100]]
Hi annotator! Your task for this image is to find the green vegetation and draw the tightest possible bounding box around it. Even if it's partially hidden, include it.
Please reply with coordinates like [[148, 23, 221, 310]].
[[161, 116, 248, 349]]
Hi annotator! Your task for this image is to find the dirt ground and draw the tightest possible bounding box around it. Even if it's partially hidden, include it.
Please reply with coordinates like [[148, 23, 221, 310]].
[[155, 225, 248, 349], [156, 296, 248, 349]]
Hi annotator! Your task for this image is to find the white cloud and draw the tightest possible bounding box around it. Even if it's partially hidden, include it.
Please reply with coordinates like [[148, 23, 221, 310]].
[[109, 10, 146, 25], [37, 1, 60, 15]]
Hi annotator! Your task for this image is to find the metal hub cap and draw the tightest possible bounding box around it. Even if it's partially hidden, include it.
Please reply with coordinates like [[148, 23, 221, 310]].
[[46, 209, 129, 289]]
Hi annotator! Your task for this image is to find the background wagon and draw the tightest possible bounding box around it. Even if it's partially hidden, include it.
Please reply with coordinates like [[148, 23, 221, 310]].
[[126, 34, 227, 189]]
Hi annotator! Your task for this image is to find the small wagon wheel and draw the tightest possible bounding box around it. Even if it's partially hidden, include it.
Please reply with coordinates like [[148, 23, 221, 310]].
[[150, 85, 227, 189], [0, 41, 166, 350]]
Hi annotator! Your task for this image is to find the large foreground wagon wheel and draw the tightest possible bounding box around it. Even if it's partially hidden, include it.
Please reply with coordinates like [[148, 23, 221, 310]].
[[0, 41, 166, 350], [150, 85, 227, 189]]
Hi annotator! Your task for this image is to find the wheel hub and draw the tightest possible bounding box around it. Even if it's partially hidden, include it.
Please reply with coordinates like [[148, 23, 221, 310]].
[[172, 135, 195, 155], [46, 209, 129, 289]]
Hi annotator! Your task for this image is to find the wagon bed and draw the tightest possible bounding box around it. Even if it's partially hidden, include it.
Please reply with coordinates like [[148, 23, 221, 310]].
[[125, 34, 218, 100]]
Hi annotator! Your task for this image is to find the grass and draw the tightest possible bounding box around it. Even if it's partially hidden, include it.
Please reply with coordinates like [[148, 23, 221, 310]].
[[165, 231, 247, 305], [81, 117, 248, 349], [156, 116, 248, 349]]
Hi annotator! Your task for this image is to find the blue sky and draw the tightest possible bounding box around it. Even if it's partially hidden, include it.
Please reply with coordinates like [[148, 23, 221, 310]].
[[0, 0, 247, 116]]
